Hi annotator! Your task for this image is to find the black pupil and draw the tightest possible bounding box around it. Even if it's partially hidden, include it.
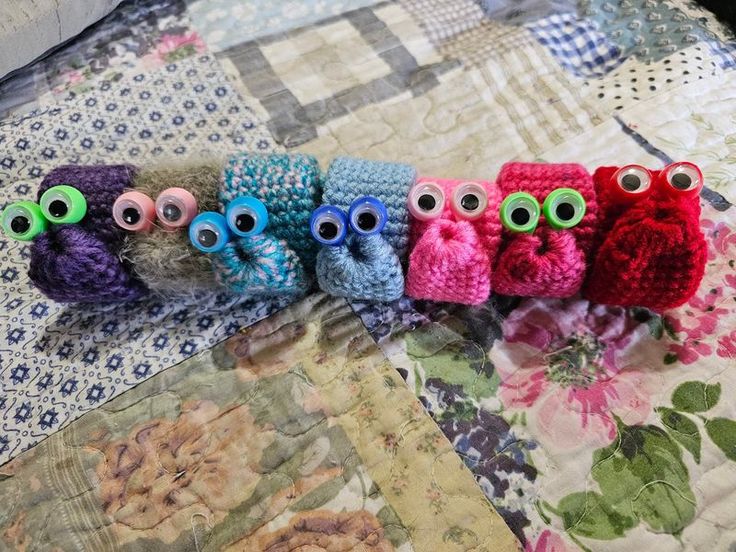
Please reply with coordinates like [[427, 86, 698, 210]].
[[122, 207, 140, 225], [235, 213, 255, 233], [198, 229, 217, 247], [556, 202, 575, 221], [671, 173, 692, 190], [163, 203, 182, 221], [418, 194, 436, 211], [49, 199, 68, 218], [621, 174, 641, 191], [511, 207, 530, 226], [319, 222, 338, 240], [461, 194, 479, 211], [11, 216, 31, 234], [357, 212, 377, 231]]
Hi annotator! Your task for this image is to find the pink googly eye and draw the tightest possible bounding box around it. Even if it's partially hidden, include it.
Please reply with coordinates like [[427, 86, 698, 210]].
[[113, 191, 156, 232], [155, 187, 198, 230], [451, 182, 488, 220], [408, 182, 445, 221]]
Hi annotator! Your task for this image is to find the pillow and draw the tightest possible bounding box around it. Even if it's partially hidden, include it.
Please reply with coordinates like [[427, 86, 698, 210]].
[[0, 0, 123, 80]]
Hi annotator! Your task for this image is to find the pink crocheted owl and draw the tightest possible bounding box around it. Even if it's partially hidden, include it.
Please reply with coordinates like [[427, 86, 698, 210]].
[[405, 178, 503, 305], [493, 162, 598, 297]]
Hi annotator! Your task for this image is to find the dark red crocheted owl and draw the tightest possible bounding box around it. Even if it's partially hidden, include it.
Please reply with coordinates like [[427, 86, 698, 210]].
[[583, 162, 707, 311]]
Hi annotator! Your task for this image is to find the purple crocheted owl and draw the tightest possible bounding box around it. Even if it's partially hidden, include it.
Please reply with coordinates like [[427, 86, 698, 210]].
[[28, 165, 146, 303]]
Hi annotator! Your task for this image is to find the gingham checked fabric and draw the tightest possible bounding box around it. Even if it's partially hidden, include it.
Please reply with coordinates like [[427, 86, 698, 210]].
[[526, 12, 625, 77], [707, 40, 736, 70]]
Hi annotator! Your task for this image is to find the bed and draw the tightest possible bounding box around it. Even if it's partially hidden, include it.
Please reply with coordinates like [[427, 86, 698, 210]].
[[0, 0, 734, 550]]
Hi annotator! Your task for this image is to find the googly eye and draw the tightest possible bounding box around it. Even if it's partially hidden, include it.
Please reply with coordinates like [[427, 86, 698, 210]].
[[348, 196, 388, 236], [408, 182, 445, 221], [39, 185, 87, 224], [155, 187, 197, 230], [451, 182, 488, 220], [1, 201, 47, 241], [542, 188, 586, 230], [310, 205, 348, 246], [189, 212, 230, 253], [500, 192, 540, 234], [612, 165, 652, 200], [225, 197, 268, 237], [662, 162, 703, 196], [113, 191, 156, 232]]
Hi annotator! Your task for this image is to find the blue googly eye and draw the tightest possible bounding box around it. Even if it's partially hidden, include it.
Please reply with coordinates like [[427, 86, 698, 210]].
[[348, 196, 387, 236], [310, 205, 347, 246], [225, 196, 268, 237], [189, 212, 230, 253]]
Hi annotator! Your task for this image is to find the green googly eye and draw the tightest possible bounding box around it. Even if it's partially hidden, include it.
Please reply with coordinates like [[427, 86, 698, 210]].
[[500, 192, 540, 234], [543, 188, 586, 230], [39, 185, 87, 224], [1, 201, 47, 241]]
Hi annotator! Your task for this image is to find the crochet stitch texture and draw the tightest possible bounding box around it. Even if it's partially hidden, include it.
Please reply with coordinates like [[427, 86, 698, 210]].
[[322, 156, 415, 260], [29, 165, 146, 303], [583, 166, 707, 310], [406, 178, 502, 305], [221, 152, 321, 271], [315, 157, 415, 302], [212, 234, 307, 297], [215, 153, 317, 297], [493, 162, 597, 298]]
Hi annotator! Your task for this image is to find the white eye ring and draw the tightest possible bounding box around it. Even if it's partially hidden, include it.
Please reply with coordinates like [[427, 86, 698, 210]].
[[664, 162, 702, 194], [408, 182, 445, 221], [614, 165, 652, 196], [451, 182, 488, 220]]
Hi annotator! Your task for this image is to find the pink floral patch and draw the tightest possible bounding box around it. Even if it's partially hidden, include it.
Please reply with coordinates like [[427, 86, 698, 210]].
[[663, 216, 736, 364], [525, 529, 573, 552], [492, 298, 656, 449], [143, 32, 206, 68]]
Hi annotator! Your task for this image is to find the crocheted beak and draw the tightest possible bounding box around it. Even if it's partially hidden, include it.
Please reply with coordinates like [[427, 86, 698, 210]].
[[210, 233, 308, 298], [583, 195, 706, 311], [29, 225, 146, 303], [315, 234, 404, 302], [493, 225, 587, 298], [406, 218, 491, 305]]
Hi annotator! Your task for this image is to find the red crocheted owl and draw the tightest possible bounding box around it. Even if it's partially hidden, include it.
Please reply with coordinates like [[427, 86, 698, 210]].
[[493, 162, 598, 297], [583, 162, 707, 311]]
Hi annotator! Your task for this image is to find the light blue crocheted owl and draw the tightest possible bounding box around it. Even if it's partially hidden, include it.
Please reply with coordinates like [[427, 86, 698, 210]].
[[311, 157, 416, 302]]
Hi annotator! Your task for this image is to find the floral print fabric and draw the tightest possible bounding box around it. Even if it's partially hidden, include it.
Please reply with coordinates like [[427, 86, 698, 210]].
[[0, 295, 519, 551], [355, 200, 736, 550]]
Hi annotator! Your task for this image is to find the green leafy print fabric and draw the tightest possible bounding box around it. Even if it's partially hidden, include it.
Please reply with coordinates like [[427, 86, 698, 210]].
[[354, 201, 736, 551]]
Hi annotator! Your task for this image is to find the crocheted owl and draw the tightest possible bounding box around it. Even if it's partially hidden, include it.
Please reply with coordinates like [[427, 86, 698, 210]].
[[583, 162, 707, 310], [21, 165, 146, 303], [405, 177, 503, 305], [116, 162, 224, 297], [187, 153, 321, 298], [311, 157, 415, 302], [493, 162, 598, 298]]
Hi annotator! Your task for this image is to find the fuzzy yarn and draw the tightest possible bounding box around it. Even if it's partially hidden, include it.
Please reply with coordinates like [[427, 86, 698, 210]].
[[212, 234, 307, 298], [121, 162, 223, 297], [29, 165, 146, 303], [583, 166, 707, 311], [221, 153, 322, 271], [493, 162, 597, 298], [316, 234, 405, 302], [406, 178, 502, 305]]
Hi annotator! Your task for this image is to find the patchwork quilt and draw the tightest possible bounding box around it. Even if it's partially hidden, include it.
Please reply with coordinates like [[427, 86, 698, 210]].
[[0, 0, 735, 550]]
